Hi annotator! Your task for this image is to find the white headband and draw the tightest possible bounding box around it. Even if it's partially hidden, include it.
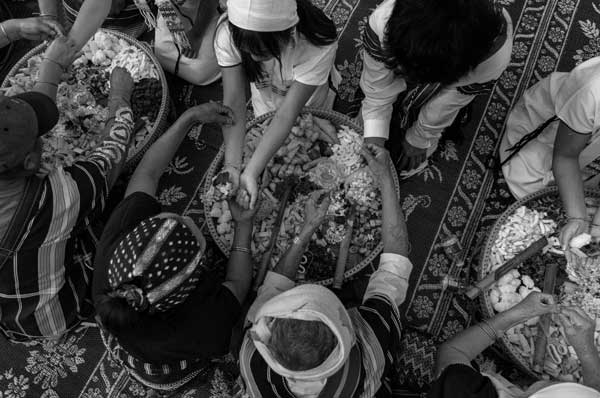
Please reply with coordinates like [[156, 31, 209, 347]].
[[227, 0, 299, 32], [249, 284, 355, 381]]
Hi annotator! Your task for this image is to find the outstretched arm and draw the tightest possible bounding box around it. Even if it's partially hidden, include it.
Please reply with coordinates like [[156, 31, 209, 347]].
[[553, 121, 590, 249], [435, 293, 558, 377], [239, 81, 317, 209], [125, 102, 234, 197]]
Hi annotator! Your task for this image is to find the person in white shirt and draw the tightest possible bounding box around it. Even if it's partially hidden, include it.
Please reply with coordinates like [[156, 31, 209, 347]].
[[500, 57, 600, 249], [360, 0, 513, 175], [214, 0, 339, 210], [239, 145, 413, 398]]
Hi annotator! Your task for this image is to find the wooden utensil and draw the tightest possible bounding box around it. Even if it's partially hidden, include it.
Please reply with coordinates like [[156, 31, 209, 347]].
[[333, 207, 356, 289], [465, 236, 548, 299], [532, 261, 560, 372]]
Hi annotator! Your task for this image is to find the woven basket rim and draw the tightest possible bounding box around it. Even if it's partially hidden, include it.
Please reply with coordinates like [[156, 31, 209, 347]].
[[203, 107, 401, 286], [479, 185, 600, 377], [0, 28, 169, 168]]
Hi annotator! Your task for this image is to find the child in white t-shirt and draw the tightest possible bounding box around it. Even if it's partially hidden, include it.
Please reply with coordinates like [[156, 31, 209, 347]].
[[500, 56, 600, 249], [214, 0, 338, 209]]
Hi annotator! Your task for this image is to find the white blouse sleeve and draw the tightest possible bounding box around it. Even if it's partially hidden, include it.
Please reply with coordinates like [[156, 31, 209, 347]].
[[213, 20, 243, 67], [363, 253, 413, 307]]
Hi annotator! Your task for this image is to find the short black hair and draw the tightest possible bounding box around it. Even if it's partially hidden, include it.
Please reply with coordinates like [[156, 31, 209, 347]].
[[383, 0, 504, 84], [268, 318, 337, 371]]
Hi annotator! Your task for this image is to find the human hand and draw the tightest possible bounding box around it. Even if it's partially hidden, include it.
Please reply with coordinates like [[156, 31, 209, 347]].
[[237, 171, 259, 210], [44, 36, 79, 68], [558, 307, 596, 354], [109, 67, 134, 101], [396, 137, 427, 171], [303, 190, 331, 230], [41, 15, 66, 37], [509, 292, 559, 322], [361, 144, 392, 184], [15, 17, 60, 41], [228, 197, 258, 225], [183, 102, 234, 126], [560, 218, 589, 250]]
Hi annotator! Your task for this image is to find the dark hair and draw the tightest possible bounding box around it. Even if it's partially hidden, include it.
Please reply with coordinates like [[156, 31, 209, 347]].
[[383, 0, 504, 84], [95, 293, 141, 335], [268, 318, 337, 371], [228, 0, 337, 82]]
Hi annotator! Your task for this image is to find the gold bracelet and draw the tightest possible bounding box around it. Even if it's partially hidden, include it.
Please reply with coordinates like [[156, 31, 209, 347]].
[[37, 81, 59, 88], [231, 246, 250, 254]]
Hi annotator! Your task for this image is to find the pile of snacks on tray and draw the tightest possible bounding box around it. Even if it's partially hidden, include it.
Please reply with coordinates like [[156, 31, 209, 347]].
[[2, 31, 163, 173], [206, 113, 385, 281], [483, 197, 600, 381]]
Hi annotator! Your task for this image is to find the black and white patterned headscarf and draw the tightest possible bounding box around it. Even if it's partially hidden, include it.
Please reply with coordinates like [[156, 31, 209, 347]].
[[107, 213, 207, 313]]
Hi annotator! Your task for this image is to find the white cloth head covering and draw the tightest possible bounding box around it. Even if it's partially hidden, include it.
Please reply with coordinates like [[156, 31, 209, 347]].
[[249, 284, 355, 381], [227, 0, 299, 32], [529, 383, 600, 398]]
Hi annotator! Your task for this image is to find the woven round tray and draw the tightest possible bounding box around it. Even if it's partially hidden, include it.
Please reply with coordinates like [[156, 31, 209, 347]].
[[203, 107, 401, 286], [479, 186, 600, 377], [1, 29, 169, 169]]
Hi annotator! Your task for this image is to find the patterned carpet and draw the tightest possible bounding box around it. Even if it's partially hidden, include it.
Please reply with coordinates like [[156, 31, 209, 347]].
[[1, 0, 599, 396]]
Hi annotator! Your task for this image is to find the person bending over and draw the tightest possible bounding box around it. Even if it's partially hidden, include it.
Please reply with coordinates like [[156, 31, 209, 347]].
[[431, 295, 600, 397], [240, 145, 412, 398], [93, 103, 257, 392], [360, 0, 512, 176], [215, 0, 339, 210], [0, 36, 134, 342]]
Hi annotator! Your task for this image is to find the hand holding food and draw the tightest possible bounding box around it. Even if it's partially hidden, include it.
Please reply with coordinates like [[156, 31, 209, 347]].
[[303, 190, 331, 230], [183, 102, 234, 126], [41, 15, 65, 37], [509, 292, 559, 322], [238, 171, 259, 210], [12, 17, 60, 42], [558, 307, 597, 354], [361, 144, 392, 185], [560, 218, 589, 250], [228, 197, 258, 225], [109, 67, 134, 101]]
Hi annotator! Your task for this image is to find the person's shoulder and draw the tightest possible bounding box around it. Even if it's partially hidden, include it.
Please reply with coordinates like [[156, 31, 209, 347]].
[[369, 0, 396, 39]]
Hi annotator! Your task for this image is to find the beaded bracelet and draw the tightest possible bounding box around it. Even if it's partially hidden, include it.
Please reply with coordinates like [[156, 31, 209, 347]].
[[567, 217, 587, 222], [477, 324, 495, 341], [231, 246, 250, 254], [481, 319, 499, 340]]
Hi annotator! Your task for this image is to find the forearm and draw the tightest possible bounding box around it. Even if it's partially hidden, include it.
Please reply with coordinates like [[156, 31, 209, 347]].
[[576, 346, 600, 391], [88, 99, 134, 187], [38, 0, 59, 16], [381, 177, 408, 256], [245, 111, 296, 178], [554, 155, 586, 219], [437, 310, 521, 374], [132, 113, 195, 182], [224, 222, 253, 303], [33, 58, 64, 99], [222, 93, 247, 168], [68, 0, 111, 49], [0, 20, 20, 48], [273, 226, 315, 280], [405, 88, 473, 149]]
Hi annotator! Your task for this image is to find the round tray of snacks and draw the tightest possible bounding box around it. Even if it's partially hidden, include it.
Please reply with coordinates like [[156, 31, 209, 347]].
[[479, 186, 600, 380], [1, 29, 169, 173], [203, 108, 401, 286]]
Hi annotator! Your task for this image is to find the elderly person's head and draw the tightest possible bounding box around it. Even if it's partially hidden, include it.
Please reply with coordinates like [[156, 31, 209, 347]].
[[249, 284, 356, 391], [0, 93, 59, 178]]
